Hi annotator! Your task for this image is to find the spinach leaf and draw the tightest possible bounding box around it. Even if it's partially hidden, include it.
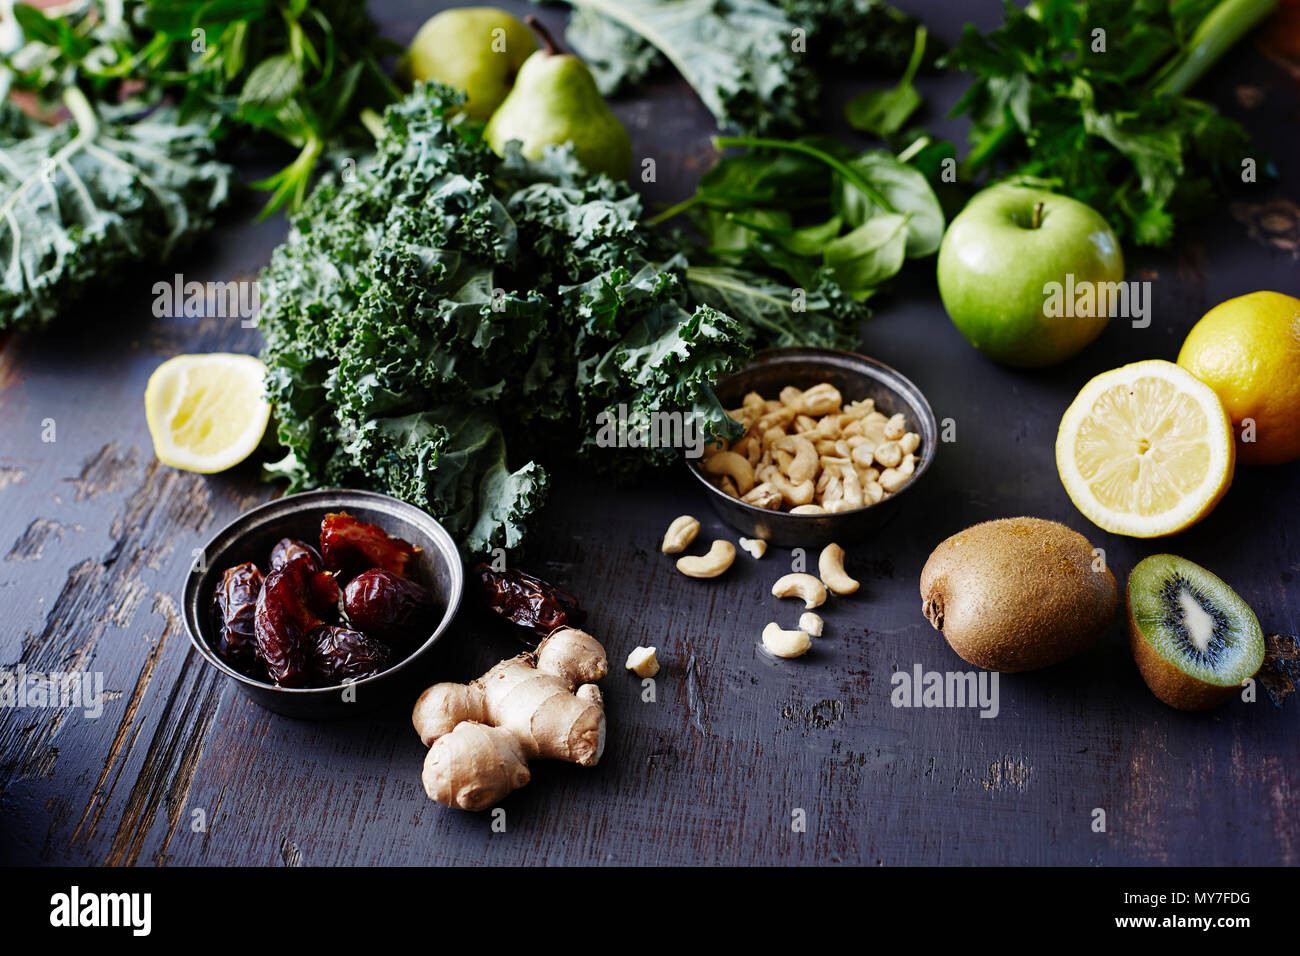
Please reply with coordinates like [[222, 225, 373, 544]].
[[845, 26, 927, 138]]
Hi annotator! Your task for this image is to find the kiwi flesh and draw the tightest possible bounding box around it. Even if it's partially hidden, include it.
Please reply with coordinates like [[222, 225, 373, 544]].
[[1127, 555, 1264, 711], [920, 517, 1118, 672]]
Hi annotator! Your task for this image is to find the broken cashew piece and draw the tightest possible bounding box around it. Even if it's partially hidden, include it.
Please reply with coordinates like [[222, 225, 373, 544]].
[[661, 515, 700, 554], [738, 537, 767, 559], [762, 622, 812, 659], [771, 572, 827, 609], [702, 451, 755, 495], [818, 543, 860, 595], [625, 646, 660, 678], [798, 612, 824, 637], [676, 540, 736, 579]]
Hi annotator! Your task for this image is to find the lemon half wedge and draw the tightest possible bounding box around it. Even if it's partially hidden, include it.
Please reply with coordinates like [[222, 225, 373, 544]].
[[145, 353, 271, 474], [1056, 359, 1234, 537]]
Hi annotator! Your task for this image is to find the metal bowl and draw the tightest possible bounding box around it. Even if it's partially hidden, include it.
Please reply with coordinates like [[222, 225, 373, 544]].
[[686, 347, 938, 547], [183, 489, 464, 720]]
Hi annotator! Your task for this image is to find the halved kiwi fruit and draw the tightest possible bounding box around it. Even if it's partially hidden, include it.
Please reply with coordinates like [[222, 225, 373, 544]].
[[1127, 555, 1264, 710]]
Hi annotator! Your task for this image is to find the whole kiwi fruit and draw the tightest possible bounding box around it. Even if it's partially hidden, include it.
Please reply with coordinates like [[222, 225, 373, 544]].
[[920, 517, 1117, 671]]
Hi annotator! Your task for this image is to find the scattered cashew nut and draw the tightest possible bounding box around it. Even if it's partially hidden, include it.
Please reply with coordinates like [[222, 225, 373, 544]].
[[818, 543, 859, 596], [798, 611, 824, 637], [660, 515, 700, 554], [738, 537, 767, 559], [676, 540, 736, 579], [771, 572, 827, 609], [762, 622, 812, 659], [625, 646, 660, 678]]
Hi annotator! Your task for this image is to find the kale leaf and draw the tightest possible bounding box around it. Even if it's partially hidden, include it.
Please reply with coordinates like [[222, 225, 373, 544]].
[[0, 87, 231, 331], [551, 0, 818, 134], [259, 85, 749, 556]]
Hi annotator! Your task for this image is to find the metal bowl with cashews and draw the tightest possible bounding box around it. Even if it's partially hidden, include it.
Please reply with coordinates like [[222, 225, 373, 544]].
[[686, 347, 938, 547]]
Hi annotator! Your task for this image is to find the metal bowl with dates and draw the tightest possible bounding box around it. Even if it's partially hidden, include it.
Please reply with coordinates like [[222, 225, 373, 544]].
[[183, 489, 464, 719], [686, 347, 938, 547]]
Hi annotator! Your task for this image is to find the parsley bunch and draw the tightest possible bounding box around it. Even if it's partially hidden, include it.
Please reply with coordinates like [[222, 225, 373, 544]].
[[944, 0, 1276, 245]]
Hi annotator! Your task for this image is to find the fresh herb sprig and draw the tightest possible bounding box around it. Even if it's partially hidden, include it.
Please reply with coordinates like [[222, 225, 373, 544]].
[[943, 0, 1276, 246]]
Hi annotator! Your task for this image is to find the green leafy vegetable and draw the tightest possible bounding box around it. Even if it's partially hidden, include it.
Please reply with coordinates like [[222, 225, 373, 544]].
[[258, 84, 749, 556], [0, 86, 231, 331], [551, 0, 818, 133], [845, 26, 927, 138], [777, 0, 937, 68], [654, 133, 944, 343], [3, 0, 399, 217], [943, 0, 1275, 246]]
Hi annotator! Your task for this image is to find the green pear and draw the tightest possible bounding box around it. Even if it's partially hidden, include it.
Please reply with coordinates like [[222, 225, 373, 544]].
[[484, 18, 631, 179], [404, 7, 537, 121]]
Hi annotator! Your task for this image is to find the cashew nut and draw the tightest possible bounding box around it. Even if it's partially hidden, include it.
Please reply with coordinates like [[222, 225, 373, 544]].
[[768, 471, 814, 506], [661, 515, 700, 554], [625, 646, 660, 678], [899, 431, 921, 455], [702, 451, 755, 495], [738, 537, 767, 559], [741, 482, 783, 510], [762, 622, 812, 659], [818, 543, 860, 596], [676, 540, 736, 579], [777, 435, 818, 483], [800, 383, 843, 416], [883, 412, 906, 441], [873, 440, 903, 469], [771, 572, 827, 609], [798, 611, 824, 637], [789, 504, 826, 515]]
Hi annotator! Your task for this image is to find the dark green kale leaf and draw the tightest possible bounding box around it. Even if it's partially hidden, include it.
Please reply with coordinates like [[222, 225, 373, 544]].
[[259, 84, 750, 555], [551, 0, 818, 134], [0, 87, 231, 331]]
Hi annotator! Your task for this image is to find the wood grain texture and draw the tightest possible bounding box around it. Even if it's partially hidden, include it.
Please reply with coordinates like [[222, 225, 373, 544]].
[[0, 0, 1296, 867]]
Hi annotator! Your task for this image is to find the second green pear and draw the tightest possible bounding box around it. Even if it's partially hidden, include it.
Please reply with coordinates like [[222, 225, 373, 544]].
[[485, 44, 632, 179]]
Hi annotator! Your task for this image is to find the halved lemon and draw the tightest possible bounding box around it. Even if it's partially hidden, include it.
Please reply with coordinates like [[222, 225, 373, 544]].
[[145, 353, 271, 474], [1056, 359, 1235, 537]]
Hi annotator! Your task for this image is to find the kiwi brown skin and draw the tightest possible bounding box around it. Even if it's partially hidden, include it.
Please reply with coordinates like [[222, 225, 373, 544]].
[[920, 517, 1118, 672], [1126, 591, 1239, 711]]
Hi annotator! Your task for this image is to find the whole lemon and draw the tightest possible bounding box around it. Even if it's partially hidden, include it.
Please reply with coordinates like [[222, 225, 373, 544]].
[[1177, 291, 1300, 466]]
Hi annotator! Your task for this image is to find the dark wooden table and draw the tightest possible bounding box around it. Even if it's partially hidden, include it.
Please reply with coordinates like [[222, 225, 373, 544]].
[[1, 0, 1297, 867]]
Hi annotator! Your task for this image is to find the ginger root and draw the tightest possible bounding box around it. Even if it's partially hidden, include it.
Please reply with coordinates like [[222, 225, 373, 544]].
[[412, 627, 608, 811]]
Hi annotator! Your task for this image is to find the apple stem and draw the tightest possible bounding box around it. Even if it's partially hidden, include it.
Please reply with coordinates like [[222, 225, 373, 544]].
[[524, 15, 562, 56], [1032, 201, 1043, 230]]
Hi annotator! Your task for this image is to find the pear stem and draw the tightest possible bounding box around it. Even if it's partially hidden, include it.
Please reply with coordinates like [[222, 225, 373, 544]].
[[1031, 201, 1043, 229], [524, 15, 562, 56]]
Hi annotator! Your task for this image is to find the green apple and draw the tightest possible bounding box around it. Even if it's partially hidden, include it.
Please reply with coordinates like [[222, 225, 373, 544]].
[[404, 8, 537, 121], [936, 184, 1124, 368]]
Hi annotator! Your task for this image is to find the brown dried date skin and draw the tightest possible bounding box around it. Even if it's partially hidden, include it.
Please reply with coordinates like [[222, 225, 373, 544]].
[[320, 512, 416, 581], [213, 562, 264, 672], [343, 569, 437, 645], [474, 564, 584, 647], [307, 625, 391, 684], [270, 537, 323, 572], [255, 556, 341, 687]]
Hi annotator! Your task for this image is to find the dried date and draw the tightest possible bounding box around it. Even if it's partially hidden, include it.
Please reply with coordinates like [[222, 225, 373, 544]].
[[270, 537, 323, 572], [307, 625, 391, 684], [474, 564, 584, 647], [254, 556, 341, 687], [213, 562, 264, 672], [343, 569, 437, 645], [320, 512, 416, 581]]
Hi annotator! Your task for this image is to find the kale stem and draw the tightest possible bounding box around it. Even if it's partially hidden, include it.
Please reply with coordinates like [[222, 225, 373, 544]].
[[713, 135, 896, 213], [1149, 0, 1277, 97]]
